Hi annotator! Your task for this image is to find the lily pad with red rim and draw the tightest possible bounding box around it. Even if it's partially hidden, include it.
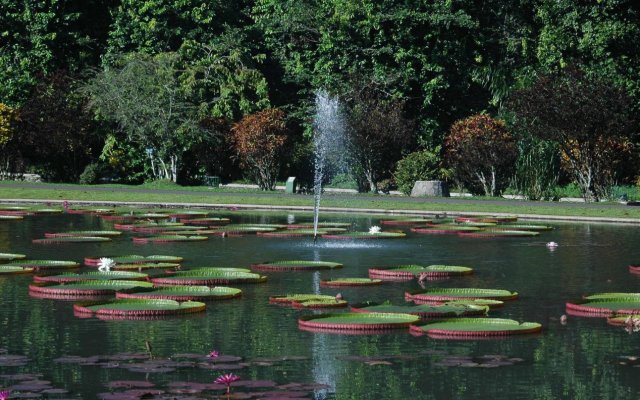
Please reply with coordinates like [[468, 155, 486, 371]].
[[116, 285, 242, 301], [33, 270, 149, 283], [0, 252, 26, 261], [84, 255, 184, 266], [457, 229, 540, 238], [566, 297, 640, 316], [29, 280, 154, 297], [73, 298, 206, 317], [112, 262, 181, 271], [368, 265, 473, 280], [251, 260, 343, 271], [298, 312, 419, 332], [44, 230, 123, 238], [269, 294, 347, 308], [410, 317, 541, 338], [151, 268, 266, 285], [405, 288, 518, 303], [0, 266, 34, 275], [320, 278, 382, 287], [0, 215, 23, 220], [411, 225, 480, 234], [181, 217, 231, 225], [380, 218, 432, 226], [350, 301, 489, 319], [321, 231, 406, 239], [132, 235, 208, 243]]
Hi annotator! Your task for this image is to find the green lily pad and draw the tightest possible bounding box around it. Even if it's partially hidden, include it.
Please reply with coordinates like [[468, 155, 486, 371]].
[[44, 230, 122, 238], [0, 253, 26, 261], [181, 217, 231, 225], [74, 299, 206, 317], [251, 260, 343, 271], [322, 231, 406, 239], [369, 265, 473, 280], [84, 255, 184, 266], [0, 266, 34, 275], [411, 225, 481, 234], [0, 215, 23, 220], [380, 218, 433, 226], [116, 285, 241, 301], [132, 235, 208, 243], [112, 262, 181, 271], [151, 268, 266, 285], [33, 236, 112, 244], [410, 318, 542, 338], [298, 312, 419, 332], [405, 288, 518, 303], [493, 224, 553, 231], [209, 224, 279, 233], [269, 294, 347, 308], [458, 229, 540, 238], [6, 260, 80, 270], [351, 301, 489, 318], [29, 280, 154, 297], [34, 271, 148, 283], [320, 278, 382, 287], [566, 297, 640, 316], [583, 292, 640, 300], [257, 229, 331, 237]]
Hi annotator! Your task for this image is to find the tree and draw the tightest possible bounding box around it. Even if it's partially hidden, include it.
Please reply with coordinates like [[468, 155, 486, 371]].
[[346, 83, 415, 192], [508, 68, 635, 201], [0, 103, 20, 177], [85, 52, 202, 182], [231, 108, 288, 190], [17, 71, 100, 182], [394, 147, 449, 196], [444, 114, 517, 196]]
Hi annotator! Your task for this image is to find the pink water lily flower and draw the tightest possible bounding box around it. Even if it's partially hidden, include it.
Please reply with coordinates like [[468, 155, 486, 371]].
[[214, 373, 240, 393], [207, 350, 219, 358], [0, 390, 10, 400]]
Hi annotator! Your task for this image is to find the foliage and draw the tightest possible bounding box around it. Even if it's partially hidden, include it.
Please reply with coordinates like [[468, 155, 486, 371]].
[[179, 117, 231, 184], [78, 162, 103, 185], [508, 67, 636, 201], [0, 103, 20, 178], [17, 71, 100, 182], [231, 108, 288, 190], [0, 0, 115, 105], [444, 114, 517, 196], [394, 147, 449, 196], [85, 52, 202, 182], [346, 83, 416, 193], [512, 137, 560, 200], [99, 133, 148, 184]]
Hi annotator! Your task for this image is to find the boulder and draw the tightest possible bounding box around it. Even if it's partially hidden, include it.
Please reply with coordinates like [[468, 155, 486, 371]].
[[410, 180, 450, 197]]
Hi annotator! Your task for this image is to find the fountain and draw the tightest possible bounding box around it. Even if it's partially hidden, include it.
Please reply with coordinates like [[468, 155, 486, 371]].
[[312, 90, 347, 242]]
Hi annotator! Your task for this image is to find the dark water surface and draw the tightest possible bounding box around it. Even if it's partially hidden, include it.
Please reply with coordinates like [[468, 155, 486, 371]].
[[1, 212, 639, 399]]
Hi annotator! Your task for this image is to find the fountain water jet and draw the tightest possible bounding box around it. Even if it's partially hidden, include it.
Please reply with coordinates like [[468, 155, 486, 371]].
[[312, 90, 347, 242]]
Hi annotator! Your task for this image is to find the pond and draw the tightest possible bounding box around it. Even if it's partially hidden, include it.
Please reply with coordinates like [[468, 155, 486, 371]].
[[0, 210, 639, 399]]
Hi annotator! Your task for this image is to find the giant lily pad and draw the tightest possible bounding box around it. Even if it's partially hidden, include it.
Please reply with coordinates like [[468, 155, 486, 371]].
[[29, 280, 154, 297], [351, 301, 489, 319], [269, 294, 347, 308], [298, 312, 419, 332], [74, 299, 206, 317], [6, 260, 80, 270], [410, 318, 541, 338], [411, 225, 480, 234], [181, 217, 231, 225], [33, 236, 112, 244], [34, 271, 148, 283], [44, 230, 122, 238], [151, 268, 266, 285], [84, 255, 184, 266], [133, 225, 203, 234], [112, 262, 181, 271], [257, 229, 330, 237], [492, 224, 553, 231], [209, 224, 279, 234], [0, 215, 23, 220], [405, 288, 518, 303], [321, 231, 406, 239], [320, 278, 382, 287], [458, 230, 540, 238], [629, 265, 640, 275], [380, 218, 432, 226], [369, 265, 473, 280], [286, 222, 352, 229], [114, 222, 183, 231], [116, 285, 241, 301], [566, 297, 640, 316], [0, 252, 26, 261], [0, 266, 33, 275], [132, 235, 208, 243], [251, 260, 343, 271], [166, 210, 209, 219]]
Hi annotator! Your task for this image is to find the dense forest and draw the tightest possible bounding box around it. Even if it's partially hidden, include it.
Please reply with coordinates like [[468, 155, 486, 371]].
[[0, 0, 638, 201]]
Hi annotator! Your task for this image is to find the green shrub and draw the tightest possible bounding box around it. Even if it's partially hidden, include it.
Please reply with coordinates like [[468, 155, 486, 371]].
[[394, 147, 448, 195], [512, 137, 560, 200], [79, 162, 103, 184]]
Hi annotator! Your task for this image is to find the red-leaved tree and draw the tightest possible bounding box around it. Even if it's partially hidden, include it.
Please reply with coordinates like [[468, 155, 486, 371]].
[[231, 108, 288, 190], [444, 114, 517, 196]]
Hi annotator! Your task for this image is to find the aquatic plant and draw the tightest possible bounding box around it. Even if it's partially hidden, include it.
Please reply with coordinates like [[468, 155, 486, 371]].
[[0, 390, 9, 400], [214, 373, 240, 394], [98, 258, 116, 272], [207, 350, 219, 358]]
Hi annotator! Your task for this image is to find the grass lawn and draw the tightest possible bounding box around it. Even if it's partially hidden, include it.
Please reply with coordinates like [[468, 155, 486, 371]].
[[1, 181, 640, 221]]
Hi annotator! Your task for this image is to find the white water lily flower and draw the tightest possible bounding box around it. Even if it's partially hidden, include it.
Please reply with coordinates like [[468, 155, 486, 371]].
[[368, 226, 382, 234], [98, 257, 116, 272]]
